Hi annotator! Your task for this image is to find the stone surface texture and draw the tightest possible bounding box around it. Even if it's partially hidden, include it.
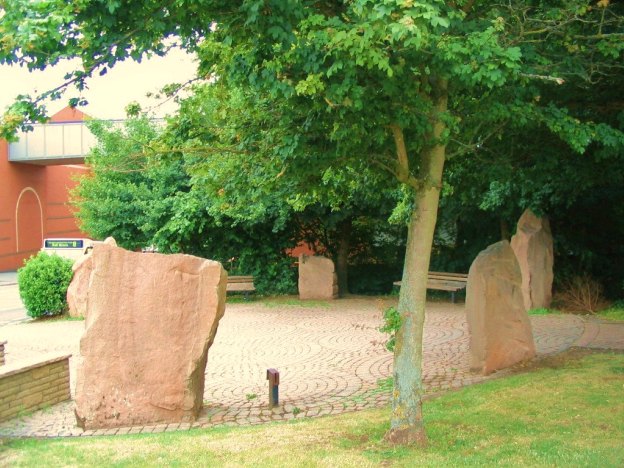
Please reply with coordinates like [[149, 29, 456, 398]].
[[298, 255, 338, 300], [466, 240, 536, 375], [67, 238, 117, 319], [510, 209, 554, 310], [74, 242, 227, 429]]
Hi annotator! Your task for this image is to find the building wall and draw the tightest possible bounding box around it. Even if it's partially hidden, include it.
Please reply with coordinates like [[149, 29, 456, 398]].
[[0, 108, 90, 271], [45, 165, 89, 239]]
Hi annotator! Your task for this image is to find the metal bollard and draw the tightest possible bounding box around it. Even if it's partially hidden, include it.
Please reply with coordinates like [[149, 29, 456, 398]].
[[266, 368, 279, 408]]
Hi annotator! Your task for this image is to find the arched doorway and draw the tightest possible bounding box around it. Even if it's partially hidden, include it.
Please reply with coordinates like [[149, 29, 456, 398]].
[[16, 187, 44, 260]]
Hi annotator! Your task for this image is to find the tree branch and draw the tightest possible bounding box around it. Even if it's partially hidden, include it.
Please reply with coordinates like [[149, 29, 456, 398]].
[[520, 73, 565, 85], [389, 124, 421, 189]]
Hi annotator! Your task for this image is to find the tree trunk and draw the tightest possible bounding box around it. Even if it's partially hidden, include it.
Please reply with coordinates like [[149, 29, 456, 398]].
[[335, 218, 352, 297], [500, 219, 510, 241], [386, 80, 448, 446]]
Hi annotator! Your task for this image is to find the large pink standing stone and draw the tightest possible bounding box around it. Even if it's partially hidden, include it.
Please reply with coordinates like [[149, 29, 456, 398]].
[[74, 242, 227, 429], [510, 209, 554, 310], [466, 240, 536, 375], [298, 255, 338, 300]]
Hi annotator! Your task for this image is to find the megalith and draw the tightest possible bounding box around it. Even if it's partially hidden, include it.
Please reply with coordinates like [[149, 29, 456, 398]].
[[298, 255, 338, 300], [466, 240, 536, 375], [510, 209, 554, 310], [67, 238, 117, 318], [74, 241, 227, 429]]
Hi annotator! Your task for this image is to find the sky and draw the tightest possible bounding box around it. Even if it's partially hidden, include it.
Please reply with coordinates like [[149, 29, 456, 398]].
[[0, 48, 198, 120]]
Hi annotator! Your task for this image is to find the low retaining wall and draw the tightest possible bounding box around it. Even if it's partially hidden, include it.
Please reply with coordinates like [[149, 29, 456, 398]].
[[0, 352, 71, 422]]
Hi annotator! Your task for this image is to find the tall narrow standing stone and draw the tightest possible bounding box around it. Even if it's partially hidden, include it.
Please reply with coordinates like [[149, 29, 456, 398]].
[[466, 241, 536, 375], [510, 209, 554, 310], [74, 242, 227, 429]]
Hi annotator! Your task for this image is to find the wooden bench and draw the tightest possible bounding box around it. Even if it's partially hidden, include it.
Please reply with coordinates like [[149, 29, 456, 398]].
[[393, 271, 468, 303], [226, 275, 256, 300]]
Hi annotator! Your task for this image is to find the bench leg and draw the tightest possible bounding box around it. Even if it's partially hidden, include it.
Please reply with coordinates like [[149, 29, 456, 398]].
[[451, 291, 456, 303]]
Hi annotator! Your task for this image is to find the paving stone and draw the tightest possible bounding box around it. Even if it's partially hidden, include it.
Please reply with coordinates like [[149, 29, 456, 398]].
[[0, 297, 621, 438]]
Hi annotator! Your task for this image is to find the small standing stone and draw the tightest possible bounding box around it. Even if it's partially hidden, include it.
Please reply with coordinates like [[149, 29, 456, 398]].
[[466, 240, 536, 375], [298, 255, 338, 300]]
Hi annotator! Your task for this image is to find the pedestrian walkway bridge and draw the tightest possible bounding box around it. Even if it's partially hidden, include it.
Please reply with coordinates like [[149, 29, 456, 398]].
[[8, 121, 122, 165]]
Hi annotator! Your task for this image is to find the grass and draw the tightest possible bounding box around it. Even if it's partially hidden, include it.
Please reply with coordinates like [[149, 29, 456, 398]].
[[528, 307, 561, 316], [528, 305, 624, 322], [225, 295, 331, 308], [2, 351, 623, 467], [31, 313, 84, 322], [598, 306, 624, 322], [225, 295, 255, 304], [260, 296, 331, 308]]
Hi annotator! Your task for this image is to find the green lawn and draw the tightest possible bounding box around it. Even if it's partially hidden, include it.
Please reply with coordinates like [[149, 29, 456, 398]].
[[529, 305, 624, 322], [599, 306, 624, 322], [2, 351, 623, 467]]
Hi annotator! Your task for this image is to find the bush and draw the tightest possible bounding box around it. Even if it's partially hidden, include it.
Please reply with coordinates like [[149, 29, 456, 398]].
[[379, 306, 401, 352], [17, 252, 74, 318], [554, 274, 608, 315], [348, 263, 403, 295]]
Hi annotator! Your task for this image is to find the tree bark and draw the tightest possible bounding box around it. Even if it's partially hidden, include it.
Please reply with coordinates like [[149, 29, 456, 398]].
[[335, 218, 352, 297], [386, 79, 448, 446], [500, 219, 510, 241]]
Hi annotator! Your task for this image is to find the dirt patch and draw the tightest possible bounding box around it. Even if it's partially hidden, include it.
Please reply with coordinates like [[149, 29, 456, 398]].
[[344, 433, 370, 444], [508, 347, 624, 373]]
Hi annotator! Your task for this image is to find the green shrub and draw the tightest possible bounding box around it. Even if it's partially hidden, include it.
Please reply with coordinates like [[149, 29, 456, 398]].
[[379, 306, 401, 352], [17, 252, 74, 318], [348, 263, 403, 295]]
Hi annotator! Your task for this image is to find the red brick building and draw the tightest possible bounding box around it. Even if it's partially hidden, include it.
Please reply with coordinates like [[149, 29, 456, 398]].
[[0, 107, 90, 271]]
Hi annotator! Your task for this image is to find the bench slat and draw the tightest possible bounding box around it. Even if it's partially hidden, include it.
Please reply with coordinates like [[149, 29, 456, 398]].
[[427, 282, 465, 290], [227, 283, 256, 292], [394, 271, 468, 301], [429, 271, 468, 279], [226, 275, 256, 297], [228, 275, 254, 283]]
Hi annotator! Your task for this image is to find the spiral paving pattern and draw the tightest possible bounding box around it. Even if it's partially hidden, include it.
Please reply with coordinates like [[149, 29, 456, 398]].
[[1, 297, 612, 438]]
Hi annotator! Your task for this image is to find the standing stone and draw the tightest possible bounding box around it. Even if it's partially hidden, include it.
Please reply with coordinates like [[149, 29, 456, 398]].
[[67, 238, 117, 319], [67, 254, 92, 318], [74, 241, 227, 429], [298, 255, 338, 300], [510, 209, 554, 310], [466, 241, 536, 375]]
